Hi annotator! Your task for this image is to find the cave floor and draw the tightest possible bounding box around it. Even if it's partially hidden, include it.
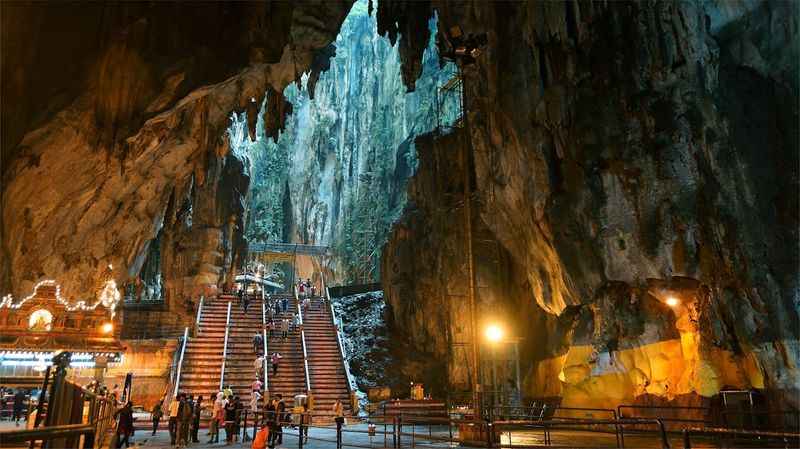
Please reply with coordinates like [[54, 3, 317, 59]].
[[0, 420, 715, 448], [128, 424, 716, 448]]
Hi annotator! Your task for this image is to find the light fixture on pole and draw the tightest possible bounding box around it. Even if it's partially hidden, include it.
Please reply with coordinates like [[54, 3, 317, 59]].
[[441, 23, 488, 421]]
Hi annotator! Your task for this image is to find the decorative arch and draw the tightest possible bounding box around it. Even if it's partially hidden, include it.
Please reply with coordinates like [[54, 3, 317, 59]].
[[0, 279, 121, 318]]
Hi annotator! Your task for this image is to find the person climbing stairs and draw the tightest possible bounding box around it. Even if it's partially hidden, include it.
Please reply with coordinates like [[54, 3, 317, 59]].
[[261, 293, 305, 409]]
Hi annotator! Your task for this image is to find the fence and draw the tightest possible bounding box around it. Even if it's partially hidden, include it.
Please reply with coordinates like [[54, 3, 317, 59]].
[[174, 405, 800, 449], [0, 364, 118, 448]]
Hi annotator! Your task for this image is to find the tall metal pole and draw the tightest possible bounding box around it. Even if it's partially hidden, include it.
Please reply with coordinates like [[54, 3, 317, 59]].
[[514, 341, 522, 406], [458, 60, 481, 419]]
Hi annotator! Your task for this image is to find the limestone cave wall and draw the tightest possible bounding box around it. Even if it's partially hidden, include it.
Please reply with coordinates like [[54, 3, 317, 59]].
[[0, 2, 353, 328], [381, 0, 799, 409]]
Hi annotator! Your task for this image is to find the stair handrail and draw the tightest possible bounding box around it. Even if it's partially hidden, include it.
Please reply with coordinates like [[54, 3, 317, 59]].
[[219, 301, 232, 391], [296, 285, 312, 393], [261, 300, 268, 392], [195, 295, 204, 327], [173, 326, 190, 397], [323, 272, 355, 398]]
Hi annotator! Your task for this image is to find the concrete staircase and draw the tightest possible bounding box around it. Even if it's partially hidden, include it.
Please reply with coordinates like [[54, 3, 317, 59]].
[[304, 296, 352, 418], [174, 290, 353, 420], [262, 294, 305, 408], [221, 294, 266, 406], [176, 294, 235, 403]]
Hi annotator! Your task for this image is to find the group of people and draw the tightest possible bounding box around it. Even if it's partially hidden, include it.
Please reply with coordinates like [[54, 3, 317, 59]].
[[297, 278, 317, 298], [0, 387, 30, 427], [253, 352, 284, 380], [149, 393, 203, 448]]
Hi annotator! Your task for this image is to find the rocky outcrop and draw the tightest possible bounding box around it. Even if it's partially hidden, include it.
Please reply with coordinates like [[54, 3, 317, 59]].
[[0, 2, 353, 323], [243, 0, 453, 283], [381, 0, 799, 409]]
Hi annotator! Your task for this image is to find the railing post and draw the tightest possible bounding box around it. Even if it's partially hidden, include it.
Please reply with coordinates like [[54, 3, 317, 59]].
[[656, 418, 670, 449], [220, 301, 232, 390], [173, 327, 189, 397]]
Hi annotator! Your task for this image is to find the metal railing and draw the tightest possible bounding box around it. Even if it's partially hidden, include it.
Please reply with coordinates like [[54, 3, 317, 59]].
[[1, 377, 117, 448], [219, 301, 232, 390], [195, 295, 204, 326], [249, 242, 332, 256], [296, 285, 312, 392], [261, 299, 268, 392], [682, 426, 800, 449], [172, 326, 190, 397]]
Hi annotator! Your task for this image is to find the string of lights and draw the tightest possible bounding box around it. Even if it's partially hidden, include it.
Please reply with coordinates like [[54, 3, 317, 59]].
[[0, 278, 121, 318]]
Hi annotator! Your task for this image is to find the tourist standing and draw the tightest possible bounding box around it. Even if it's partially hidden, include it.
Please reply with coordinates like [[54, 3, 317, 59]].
[[333, 399, 345, 449], [191, 395, 203, 443], [168, 394, 181, 445], [151, 399, 163, 436], [177, 395, 192, 448], [232, 396, 243, 444], [207, 392, 225, 444], [299, 281, 306, 299], [224, 397, 236, 444], [12, 389, 26, 427], [281, 296, 289, 313], [114, 401, 134, 448], [269, 394, 285, 447], [252, 419, 270, 449]]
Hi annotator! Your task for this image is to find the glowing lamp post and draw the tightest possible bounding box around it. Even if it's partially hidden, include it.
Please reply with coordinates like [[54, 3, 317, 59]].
[[484, 324, 505, 418], [485, 324, 504, 344]]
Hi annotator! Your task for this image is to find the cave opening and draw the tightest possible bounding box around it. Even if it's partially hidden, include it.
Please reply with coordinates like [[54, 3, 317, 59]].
[[229, 0, 457, 287]]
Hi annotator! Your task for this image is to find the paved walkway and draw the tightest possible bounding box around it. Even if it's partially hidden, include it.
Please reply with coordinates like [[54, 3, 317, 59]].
[[0, 419, 715, 448], [123, 424, 713, 449]]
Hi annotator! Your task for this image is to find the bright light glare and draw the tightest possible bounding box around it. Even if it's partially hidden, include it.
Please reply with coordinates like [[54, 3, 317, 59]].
[[665, 296, 680, 307], [101, 322, 114, 334], [485, 324, 504, 343]]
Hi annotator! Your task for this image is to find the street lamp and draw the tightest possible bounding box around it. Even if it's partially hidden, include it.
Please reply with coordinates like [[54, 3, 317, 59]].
[[484, 324, 505, 418]]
